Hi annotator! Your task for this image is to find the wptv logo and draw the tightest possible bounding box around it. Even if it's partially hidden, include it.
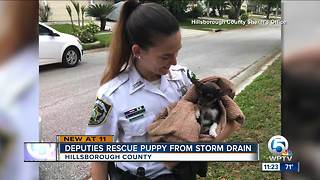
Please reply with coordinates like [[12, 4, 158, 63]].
[[268, 135, 293, 161]]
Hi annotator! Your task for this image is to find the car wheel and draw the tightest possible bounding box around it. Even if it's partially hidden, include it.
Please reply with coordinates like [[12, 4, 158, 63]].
[[62, 47, 80, 67]]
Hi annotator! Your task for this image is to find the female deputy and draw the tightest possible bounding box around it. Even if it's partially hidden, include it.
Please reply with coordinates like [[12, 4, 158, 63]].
[[87, 0, 201, 179]]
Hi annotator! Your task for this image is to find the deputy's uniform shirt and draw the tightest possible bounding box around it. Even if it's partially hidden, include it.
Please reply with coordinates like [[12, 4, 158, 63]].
[[0, 45, 39, 180], [86, 64, 192, 179]]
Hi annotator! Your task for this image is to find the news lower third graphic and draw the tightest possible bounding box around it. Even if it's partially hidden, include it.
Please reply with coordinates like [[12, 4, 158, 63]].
[[57, 143, 258, 161], [24, 135, 260, 162], [261, 135, 299, 173]]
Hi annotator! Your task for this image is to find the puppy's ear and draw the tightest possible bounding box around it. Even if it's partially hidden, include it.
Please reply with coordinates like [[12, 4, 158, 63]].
[[220, 88, 232, 97], [216, 78, 222, 85]]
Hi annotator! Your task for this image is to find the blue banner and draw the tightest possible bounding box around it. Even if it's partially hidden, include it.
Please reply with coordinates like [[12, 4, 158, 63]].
[[280, 162, 300, 172], [59, 143, 258, 153]]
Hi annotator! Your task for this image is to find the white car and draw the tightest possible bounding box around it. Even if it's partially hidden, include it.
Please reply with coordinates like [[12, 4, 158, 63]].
[[39, 22, 83, 67]]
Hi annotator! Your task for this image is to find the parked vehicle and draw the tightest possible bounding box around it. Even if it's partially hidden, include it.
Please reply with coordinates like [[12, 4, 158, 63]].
[[39, 22, 83, 67]]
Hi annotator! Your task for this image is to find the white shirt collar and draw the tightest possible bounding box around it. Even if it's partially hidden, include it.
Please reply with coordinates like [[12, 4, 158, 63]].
[[128, 65, 145, 94], [128, 64, 183, 95]]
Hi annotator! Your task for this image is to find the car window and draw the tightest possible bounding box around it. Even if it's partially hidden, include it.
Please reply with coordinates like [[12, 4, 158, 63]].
[[39, 25, 51, 36]]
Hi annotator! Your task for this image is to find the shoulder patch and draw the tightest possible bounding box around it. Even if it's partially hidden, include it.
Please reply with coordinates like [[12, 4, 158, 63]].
[[88, 98, 112, 126]]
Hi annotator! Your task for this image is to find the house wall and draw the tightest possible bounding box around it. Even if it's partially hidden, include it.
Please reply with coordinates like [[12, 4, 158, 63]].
[[40, 0, 108, 23]]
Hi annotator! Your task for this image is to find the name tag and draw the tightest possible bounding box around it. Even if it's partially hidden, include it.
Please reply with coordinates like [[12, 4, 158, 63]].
[[124, 106, 145, 122]]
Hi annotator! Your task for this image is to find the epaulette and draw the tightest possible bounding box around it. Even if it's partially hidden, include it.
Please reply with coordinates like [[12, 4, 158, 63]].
[[97, 73, 129, 98]]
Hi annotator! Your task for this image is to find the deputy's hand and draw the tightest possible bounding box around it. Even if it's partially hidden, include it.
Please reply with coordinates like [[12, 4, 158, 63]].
[[91, 162, 109, 180]]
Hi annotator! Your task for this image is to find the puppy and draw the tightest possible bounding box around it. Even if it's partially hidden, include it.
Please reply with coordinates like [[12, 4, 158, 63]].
[[188, 72, 226, 137]]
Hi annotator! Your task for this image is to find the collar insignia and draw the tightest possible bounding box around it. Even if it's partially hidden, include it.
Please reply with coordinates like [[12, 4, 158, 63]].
[[133, 81, 144, 89]]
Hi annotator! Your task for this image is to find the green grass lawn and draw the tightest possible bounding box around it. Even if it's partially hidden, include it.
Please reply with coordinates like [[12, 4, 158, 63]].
[[95, 33, 112, 47], [81, 33, 112, 50], [202, 59, 281, 179], [179, 18, 246, 31], [49, 24, 78, 35], [49, 24, 112, 50]]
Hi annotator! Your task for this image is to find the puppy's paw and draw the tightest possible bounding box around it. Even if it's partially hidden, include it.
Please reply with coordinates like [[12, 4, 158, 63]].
[[209, 123, 218, 137]]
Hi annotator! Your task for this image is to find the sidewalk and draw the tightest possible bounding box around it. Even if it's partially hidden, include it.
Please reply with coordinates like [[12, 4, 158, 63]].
[[84, 28, 209, 54], [103, 21, 210, 38], [180, 28, 209, 38]]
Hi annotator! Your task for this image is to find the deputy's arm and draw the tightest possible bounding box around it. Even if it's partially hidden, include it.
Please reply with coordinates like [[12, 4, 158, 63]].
[[91, 162, 108, 180], [87, 86, 121, 180]]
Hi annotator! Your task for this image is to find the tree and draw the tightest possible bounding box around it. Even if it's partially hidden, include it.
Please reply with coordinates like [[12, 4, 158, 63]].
[[251, 0, 280, 19], [39, 3, 52, 22], [186, 2, 204, 18], [140, 0, 190, 20], [205, 0, 226, 17], [66, 5, 75, 32], [166, 0, 190, 20], [86, 4, 114, 31], [229, 0, 244, 20], [71, 0, 81, 26], [81, 5, 86, 27]]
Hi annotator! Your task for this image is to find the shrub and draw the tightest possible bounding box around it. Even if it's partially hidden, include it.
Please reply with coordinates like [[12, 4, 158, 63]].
[[187, 3, 204, 18], [85, 21, 100, 34], [227, 7, 237, 19], [240, 13, 249, 22], [224, 8, 230, 16], [73, 22, 99, 43], [240, 9, 246, 15]]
